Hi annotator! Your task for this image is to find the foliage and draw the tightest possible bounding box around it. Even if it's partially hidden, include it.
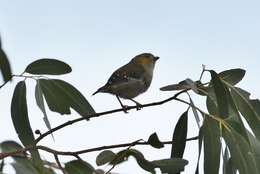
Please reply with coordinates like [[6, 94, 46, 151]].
[[1, 35, 260, 174]]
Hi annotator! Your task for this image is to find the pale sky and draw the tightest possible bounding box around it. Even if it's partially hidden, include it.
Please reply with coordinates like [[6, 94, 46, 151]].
[[1, 0, 260, 174]]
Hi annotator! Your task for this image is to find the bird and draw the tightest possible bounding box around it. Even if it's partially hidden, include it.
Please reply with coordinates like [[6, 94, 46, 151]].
[[93, 53, 159, 113]]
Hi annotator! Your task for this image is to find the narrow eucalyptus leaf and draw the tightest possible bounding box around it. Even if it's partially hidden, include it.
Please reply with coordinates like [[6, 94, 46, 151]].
[[12, 159, 39, 174], [35, 80, 54, 140], [210, 70, 229, 118], [230, 87, 260, 140], [223, 127, 260, 174], [160, 78, 198, 92], [219, 68, 245, 86], [25, 58, 72, 75], [11, 81, 43, 167], [0, 46, 12, 82], [202, 116, 221, 174], [195, 128, 204, 174], [189, 97, 200, 127], [0, 159, 4, 172], [171, 111, 188, 158]]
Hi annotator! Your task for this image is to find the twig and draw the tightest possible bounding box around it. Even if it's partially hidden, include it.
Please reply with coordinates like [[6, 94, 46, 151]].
[[54, 154, 66, 174], [35, 89, 189, 144], [0, 136, 198, 160]]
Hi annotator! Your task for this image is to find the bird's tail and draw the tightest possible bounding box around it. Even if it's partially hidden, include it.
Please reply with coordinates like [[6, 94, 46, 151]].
[[92, 86, 107, 96]]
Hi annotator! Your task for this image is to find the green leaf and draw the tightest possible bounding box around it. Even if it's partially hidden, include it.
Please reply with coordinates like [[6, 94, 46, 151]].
[[129, 149, 155, 173], [38, 79, 95, 119], [65, 160, 94, 174], [202, 116, 221, 174], [223, 126, 260, 174], [11, 81, 43, 168], [110, 149, 188, 174], [189, 97, 200, 127], [25, 59, 72, 75], [171, 111, 188, 158], [0, 41, 12, 82], [96, 150, 116, 166], [223, 148, 237, 174], [152, 158, 188, 173], [246, 131, 260, 172], [0, 141, 25, 157], [12, 157, 40, 174], [219, 68, 245, 86], [147, 132, 164, 149], [160, 78, 198, 93], [207, 82, 250, 143], [210, 70, 229, 118], [0, 159, 4, 172], [195, 127, 204, 174], [108, 149, 155, 173], [230, 87, 260, 140], [35, 80, 54, 139], [206, 94, 218, 115]]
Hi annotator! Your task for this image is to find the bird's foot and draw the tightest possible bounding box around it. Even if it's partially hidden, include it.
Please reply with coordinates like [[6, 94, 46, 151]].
[[122, 105, 129, 113], [136, 103, 143, 110]]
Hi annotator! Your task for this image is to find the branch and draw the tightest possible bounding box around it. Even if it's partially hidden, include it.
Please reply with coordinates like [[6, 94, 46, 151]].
[[0, 136, 198, 160], [54, 154, 66, 174], [35, 89, 189, 143]]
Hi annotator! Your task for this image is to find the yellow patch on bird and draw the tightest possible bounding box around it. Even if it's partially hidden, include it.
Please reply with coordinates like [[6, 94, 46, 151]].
[[137, 57, 153, 65]]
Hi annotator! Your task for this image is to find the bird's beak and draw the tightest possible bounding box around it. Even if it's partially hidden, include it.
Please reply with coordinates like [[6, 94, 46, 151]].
[[154, 56, 160, 61]]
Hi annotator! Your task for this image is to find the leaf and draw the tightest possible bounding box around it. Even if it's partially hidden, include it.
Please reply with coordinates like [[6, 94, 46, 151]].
[[12, 158, 40, 174], [223, 126, 260, 174], [171, 111, 188, 158], [38, 79, 95, 119], [35, 80, 54, 139], [230, 87, 260, 140], [110, 149, 188, 174], [96, 150, 116, 166], [210, 70, 229, 118], [0, 41, 12, 82], [0, 160, 4, 172], [25, 58, 72, 75], [207, 82, 250, 143], [206, 94, 218, 115], [147, 132, 164, 149], [246, 131, 260, 172], [128, 149, 155, 173], [65, 160, 94, 174], [223, 147, 237, 174], [11, 81, 43, 167], [160, 78, 198, 93], [201, 116, 221, 174], [109, 149, 155, 173], [152, 158, 188, 173], [219, 68, 245, 86], [195, 128, 203, 174], [0, 141, 26, 157], [189, 97, 200, 128]]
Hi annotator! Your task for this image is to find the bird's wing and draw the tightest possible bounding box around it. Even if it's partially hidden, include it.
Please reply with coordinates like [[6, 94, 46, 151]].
[[106, 63, 145, 86]]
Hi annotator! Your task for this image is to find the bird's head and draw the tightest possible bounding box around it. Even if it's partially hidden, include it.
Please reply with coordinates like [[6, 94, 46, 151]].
[[131, 53, 159, 68]]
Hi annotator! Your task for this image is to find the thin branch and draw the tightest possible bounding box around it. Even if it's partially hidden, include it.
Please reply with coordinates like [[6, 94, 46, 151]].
[[0, 136, 198, 160], [54, 154, 66, 174], [35, 89, 189, 144], [0, 80, 9, 89], [199, 64, 206, 81]]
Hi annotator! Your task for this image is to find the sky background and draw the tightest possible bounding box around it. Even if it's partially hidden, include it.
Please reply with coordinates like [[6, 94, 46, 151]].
[[1, 0, 260, 173]]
